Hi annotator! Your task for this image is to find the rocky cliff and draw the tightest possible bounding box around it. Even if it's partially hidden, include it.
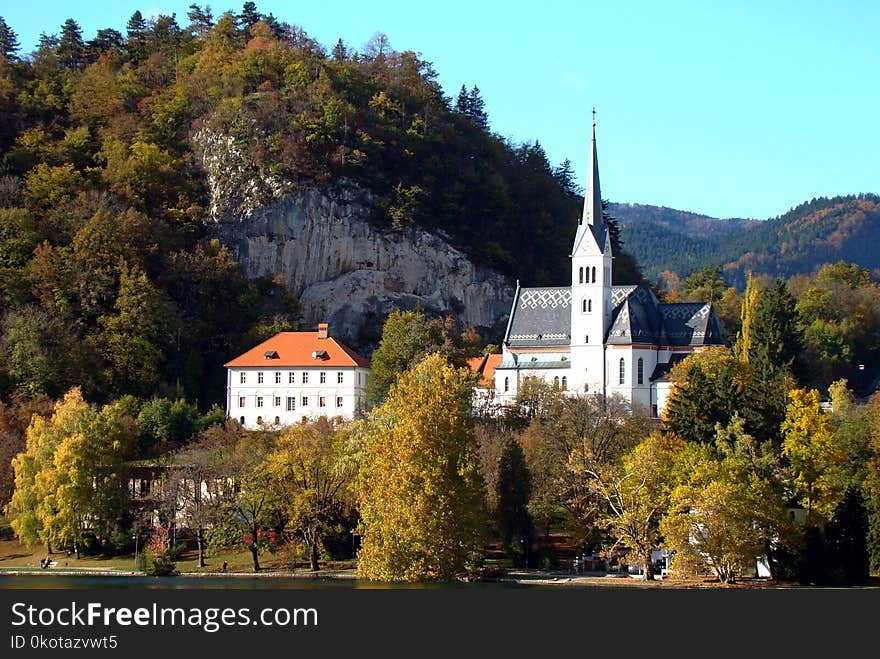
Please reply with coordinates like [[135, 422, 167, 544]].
[[198, 129, 514, 351]]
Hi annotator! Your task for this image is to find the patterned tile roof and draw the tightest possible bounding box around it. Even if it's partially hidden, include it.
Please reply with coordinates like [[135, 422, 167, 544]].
[[505, 287, 572, 347]]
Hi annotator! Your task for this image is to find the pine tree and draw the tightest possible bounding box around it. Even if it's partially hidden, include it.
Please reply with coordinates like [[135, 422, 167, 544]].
[[454, 84, 469, 114], [238, 2, 262, 33], [125, 11, 147, 63], [331, 38, 348, 61], [56, 19, 84, 70], [187, 4, 215, 38], [495, 437, 533, 567], [0, 17, 20, 61], [467, 85, 488, 126]]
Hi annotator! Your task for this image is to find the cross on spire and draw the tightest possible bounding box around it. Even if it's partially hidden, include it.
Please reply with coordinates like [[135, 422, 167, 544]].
[[592, 107, 596, 127]]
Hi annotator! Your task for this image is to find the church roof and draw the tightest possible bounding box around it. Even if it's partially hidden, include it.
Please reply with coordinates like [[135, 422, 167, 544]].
[[505, 286, 572, 347], [504, 284, 727, 348]]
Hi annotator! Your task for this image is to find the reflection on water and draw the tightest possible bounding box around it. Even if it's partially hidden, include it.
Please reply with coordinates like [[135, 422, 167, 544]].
[[0, 574, 534, 590]]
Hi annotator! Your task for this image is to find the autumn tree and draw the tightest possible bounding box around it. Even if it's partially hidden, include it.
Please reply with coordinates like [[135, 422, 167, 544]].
[[358, 353, 485, 581], [266, 418, 358, 571], [580, 433, 684, 580], [6, 389, 135, 552], [661, 419, 791, 583], [782, 388, 844, 524]]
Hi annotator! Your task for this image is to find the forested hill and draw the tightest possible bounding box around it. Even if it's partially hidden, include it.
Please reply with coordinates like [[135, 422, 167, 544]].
[[614, 195, 880, 287], [0, 6, 650, 407]]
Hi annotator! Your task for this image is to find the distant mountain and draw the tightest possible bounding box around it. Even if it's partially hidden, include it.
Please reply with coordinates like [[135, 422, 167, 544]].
[[610, 195, 880, 287]]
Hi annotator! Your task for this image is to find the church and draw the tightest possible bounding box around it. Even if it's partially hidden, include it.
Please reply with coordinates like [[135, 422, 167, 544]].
[[491, 123, 726, 417]]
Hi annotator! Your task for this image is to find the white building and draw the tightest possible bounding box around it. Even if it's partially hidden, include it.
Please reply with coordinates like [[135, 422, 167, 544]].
[[492, 122, 726, 417], [224, 323, 371, 428]]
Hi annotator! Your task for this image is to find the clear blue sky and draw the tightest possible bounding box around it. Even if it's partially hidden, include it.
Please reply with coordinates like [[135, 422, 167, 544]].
[[4, 0, 879, 219]]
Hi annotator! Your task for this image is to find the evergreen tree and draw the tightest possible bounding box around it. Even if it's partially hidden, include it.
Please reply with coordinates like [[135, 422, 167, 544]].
[[331, 38, 348, 61], [553, 158, 578, 196], [125, 11, 147, 63], [57, 19, 84, 70], [0, 17, 20, 61], [824, 486, 870, 585], [495, 437, 533, 567], [467, 85, 488, 126], [187, 4, 215, 38], [454, 84, 469, 114], [238, 2, 262, 33], [86, 28, 124, 62]]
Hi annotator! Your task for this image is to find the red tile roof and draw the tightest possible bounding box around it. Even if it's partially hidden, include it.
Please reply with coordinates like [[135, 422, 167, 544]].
[[466, 353, 502, 387], [224, 332, 371, 369]]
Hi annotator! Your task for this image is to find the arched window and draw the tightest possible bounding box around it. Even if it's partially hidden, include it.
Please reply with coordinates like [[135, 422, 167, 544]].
[[586, 267, 591, 283], [587, 299, 592, 312], [239, 416, 245, 425], [554, 376, 560, 388], [579, 267, 584, 283], [274, 416, 280, 425], [619, 358, 625, 385], [582, 299, 587, 313], [592, 266, 597, 282], [504, 377, 509, 392], [561, 376, 567, 390], [637, 358, 644, 385]]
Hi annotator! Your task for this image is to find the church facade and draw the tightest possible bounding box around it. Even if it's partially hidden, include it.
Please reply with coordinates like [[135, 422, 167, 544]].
[[491, 124, 726, 417]]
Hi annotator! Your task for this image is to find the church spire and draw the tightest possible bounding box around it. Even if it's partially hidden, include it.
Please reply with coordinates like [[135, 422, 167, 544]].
[[583, 108, 603, 229], [572, 109, 607, 255]]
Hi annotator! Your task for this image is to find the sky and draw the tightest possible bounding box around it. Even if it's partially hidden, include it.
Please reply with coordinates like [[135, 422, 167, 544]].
[[3, 0, 879, 219]]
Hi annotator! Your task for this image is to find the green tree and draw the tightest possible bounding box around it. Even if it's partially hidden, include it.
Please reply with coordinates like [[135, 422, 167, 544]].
[[663, 347, 755, 445], [358, 353, 485, 581], [97, 262, 178, 396], [0, 17, 20, 61], [682, 265, 727, 305], [266, 417, 358, 571], [495, 436, 533, 567], [57, 19, 85, 70], [125, 11, 147, 63]]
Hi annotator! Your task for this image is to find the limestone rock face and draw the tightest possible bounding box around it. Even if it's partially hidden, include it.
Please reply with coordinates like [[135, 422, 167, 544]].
[[212, 185, 513, 351]]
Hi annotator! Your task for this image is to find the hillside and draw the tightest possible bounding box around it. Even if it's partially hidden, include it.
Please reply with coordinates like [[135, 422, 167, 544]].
[[614, 195, 880, 287]]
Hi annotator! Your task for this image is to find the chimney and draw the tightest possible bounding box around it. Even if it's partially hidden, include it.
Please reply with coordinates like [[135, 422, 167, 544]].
[[317, 323, 329, 340]]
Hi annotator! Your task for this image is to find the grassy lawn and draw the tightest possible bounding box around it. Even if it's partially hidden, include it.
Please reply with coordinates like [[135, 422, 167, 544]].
[[0, 538, 355, 575]]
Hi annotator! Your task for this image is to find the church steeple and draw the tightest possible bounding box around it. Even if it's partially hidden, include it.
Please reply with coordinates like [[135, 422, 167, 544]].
[[572, 110, 607, 256]]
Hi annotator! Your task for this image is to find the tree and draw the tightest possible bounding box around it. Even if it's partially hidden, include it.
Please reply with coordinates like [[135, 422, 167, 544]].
[[581, 433, 684, 580], [823, 487, 870, 585], [0, 17, 20, 61], [125, 11, 147, 63], [358, 353, 485, 581], [782, 388, 844, 524], [238, 2, 262, 33], [661, 423, 790, 583], [187, 5, 215, 38], [682, 266, 727, 305], [97, 262, 178, 396], [331, 38, 348, 61], [266, 418, 358, 571], [57, 19, 85, 70], [663, 347, 755, 445], [495, 436, 533, 567], [6, 389, 135, 552], [366, 309, 480, 407]]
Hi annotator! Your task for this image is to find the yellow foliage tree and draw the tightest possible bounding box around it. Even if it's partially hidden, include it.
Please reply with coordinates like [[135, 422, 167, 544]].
[[357, 353, 486, 581]]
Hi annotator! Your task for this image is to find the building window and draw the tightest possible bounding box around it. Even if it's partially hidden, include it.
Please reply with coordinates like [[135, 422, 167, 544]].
[[585, 335, 589, 343], [504, 377, 509, 392], [302, 372, 309, 384], [274, 416, 280, 425], [619, 358, 625, 385], [257, 396, 264, 408], [274, 396, 281, 407], [554, 376, 560, 388], [562, 376, 567, 390], [257, 372, 264, 384], [592, 266, 597, 282], [289, 372, 295, 384], [302, 396, 309, 407], [588, 299, 592, 312], [240, 372, 246, 384], [239, 396, 246, 408], [337, 372, 344, 384], [320, 372, 326, 384], [579, 267, 584, 284], [239, 416, 245, 425], [637, 358, 644, 385], [275, 372, 281, 384], [336, 396, 344, 408], [582, 299, 587, 313], [319, 396, 326, 408], [651, 404, 658, 418], [286, 397, 296, 411]]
